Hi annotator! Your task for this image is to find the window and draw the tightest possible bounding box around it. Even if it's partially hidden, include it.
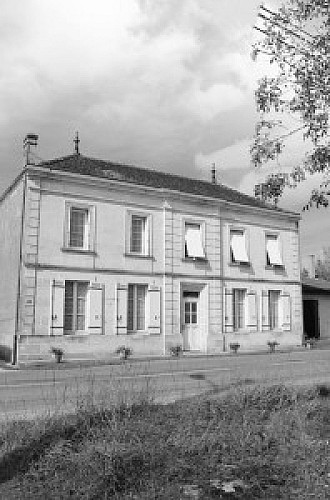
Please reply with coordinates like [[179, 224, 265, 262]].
[[269, 290, 280, 330], [64, 203, 95, 252], [129, 215, 149, 255], [64, 281, 88, 333], [233, 289, 246, 331], [183, 291, 199, 324], [184, 223, 205, 259], [127, 284, 147, 332], [266, 234, 282, 266], [230, 230, 249, 264]]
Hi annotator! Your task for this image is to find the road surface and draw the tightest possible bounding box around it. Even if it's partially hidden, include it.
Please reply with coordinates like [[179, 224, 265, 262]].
[[1, 349, 329, 420]]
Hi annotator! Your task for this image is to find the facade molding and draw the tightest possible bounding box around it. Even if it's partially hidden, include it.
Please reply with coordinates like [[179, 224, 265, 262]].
[[24, 262, 301, 285]]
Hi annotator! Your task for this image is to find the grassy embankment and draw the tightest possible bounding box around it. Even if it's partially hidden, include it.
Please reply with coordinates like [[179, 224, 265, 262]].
[[0, 382, 330, 499]]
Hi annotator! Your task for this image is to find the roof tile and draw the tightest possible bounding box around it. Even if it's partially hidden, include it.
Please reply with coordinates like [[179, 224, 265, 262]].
[[40, 154, 292, 213]]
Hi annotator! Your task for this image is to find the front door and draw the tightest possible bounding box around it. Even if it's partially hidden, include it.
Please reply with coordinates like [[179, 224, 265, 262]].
[[182, 292, 201, 350]]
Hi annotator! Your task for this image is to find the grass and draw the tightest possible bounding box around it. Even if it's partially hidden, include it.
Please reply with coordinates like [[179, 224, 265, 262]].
[[0, 383, 330, 499]]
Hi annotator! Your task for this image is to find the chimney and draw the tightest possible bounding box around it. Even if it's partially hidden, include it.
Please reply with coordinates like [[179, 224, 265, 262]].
[[23, 133, 39, 166], [211, 163, 216, 184]]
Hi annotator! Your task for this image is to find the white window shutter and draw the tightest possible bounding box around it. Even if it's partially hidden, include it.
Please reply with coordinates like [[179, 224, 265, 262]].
[[262, 291, 270, 331], [148, 285, 161, 334], [51, 280, 65, 335], [247, 291, 258, 331], [117, 284, 128, 335], [224, 289, 234, 333], [88, 284, 104, 334], [266, 236, 282, 265], [185, 224, 205, 258], [281, 293, 291, 331], [230, 232, 249, 263]]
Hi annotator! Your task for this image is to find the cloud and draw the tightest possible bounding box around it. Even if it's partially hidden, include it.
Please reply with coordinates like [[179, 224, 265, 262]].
[[195, 138, 252, 174], [0, 0, 279, 194]]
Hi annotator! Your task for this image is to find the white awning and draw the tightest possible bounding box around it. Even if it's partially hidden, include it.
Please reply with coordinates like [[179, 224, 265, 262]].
[[267, 236, 282, 265], [230, 232, 249, 263], [185, 224, 205, 258]]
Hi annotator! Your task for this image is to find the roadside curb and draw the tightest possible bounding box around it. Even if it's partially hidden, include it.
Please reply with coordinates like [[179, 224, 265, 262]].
[[0, 345, 320, 371]]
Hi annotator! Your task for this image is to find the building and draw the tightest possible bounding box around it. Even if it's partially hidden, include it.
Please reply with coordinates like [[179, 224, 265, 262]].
[[302, 278, 330, 345], [0, 144, 303, 364]]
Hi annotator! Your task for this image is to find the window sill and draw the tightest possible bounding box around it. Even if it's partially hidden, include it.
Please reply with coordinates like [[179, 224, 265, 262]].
[[63, 332, 89, 337], [229, 261, 251, 268], [127, 330, 150, 337], [61, 247, 97, 256], [124, 253, 155, 260], [265, 264, 285, 270], [182, 256, 208, 262]]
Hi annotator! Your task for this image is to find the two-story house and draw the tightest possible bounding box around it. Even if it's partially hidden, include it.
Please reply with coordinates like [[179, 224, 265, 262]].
[[0, 146, 303, 364]]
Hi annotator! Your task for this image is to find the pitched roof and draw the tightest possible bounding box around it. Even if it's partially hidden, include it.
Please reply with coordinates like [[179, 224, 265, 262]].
[[39, 153, 295, 214]]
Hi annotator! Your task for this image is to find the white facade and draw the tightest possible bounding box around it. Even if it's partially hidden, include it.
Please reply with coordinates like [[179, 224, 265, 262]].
[[0, 156, 303, 363]]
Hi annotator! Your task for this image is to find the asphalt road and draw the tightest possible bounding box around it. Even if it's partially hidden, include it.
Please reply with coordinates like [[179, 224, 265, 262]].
[[1, 349, 330, 420]]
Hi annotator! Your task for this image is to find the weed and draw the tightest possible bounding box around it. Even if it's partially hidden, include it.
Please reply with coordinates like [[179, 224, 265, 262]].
[[1, 384, 329, 499]]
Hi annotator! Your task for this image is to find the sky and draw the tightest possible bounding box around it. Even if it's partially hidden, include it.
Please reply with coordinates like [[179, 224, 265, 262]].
[[0, 0, 328, 262]]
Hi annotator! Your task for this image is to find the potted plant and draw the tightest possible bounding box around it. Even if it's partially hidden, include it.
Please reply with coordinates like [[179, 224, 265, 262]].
[[304, 337, 317, 349], [115, 345, 133, 360], [50, 346, 64, 364], [169, 345, 183, 357], [267, 340, 279, 353], [229, 342, 240, 354]]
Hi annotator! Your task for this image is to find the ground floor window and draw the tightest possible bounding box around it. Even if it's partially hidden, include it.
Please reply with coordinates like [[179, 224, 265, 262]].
[[233, 289, 246, 331], [269, 290, 280, 330], [127, 284, 147, 332], [64, 281, 89, 333]]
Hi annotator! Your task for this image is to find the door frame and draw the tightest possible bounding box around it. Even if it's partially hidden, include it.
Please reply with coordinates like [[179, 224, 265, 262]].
[[180, 282, 208, 352]]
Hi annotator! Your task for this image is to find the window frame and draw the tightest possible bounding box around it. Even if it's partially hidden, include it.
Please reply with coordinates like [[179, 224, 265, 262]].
[[63, 202, 96, 253], [233, 288, 247, 332], [265, 232, 284, 268], [127, 283, 148, 333], [229, 227, 250, 266], [64, 280, 89, 335], [183, 219, 206, 261], [268, 289, 281, 331], [126, 210, 152, 257]]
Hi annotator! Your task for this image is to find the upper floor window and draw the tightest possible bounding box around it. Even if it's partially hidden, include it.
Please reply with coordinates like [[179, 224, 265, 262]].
[[69, 207, 89, 249], [130, 215, 148, 254], [184, 222, 205, 259], [230, 229, 249, 264], [64, 202, 95, 252], [266, 234, 282, 266]]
